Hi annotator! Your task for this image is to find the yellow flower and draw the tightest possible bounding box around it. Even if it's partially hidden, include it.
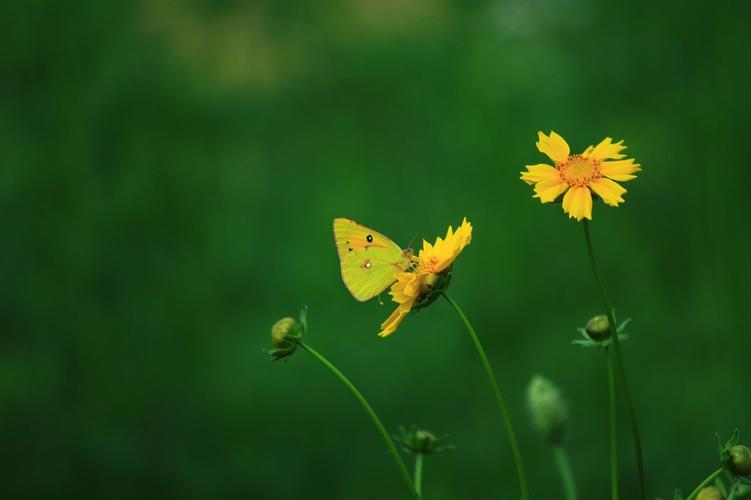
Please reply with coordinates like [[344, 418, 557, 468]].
[[379, 218, 472, 337], [520, 131, 642, 221]]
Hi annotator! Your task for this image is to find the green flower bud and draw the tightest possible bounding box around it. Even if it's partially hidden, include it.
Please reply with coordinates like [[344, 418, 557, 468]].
[[267, 315, 303, 361], [272, 317, 299, 348], [696, 486, 724, 500], [729, 445, 751, 476], [411, 429, 438, 453], [527, 375, 569, 445], [585, 315, 611, 341], [394, 425, 453, 455]]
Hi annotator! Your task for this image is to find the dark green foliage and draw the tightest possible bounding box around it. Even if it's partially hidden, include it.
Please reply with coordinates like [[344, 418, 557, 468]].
[[1, 1, 750, 499]]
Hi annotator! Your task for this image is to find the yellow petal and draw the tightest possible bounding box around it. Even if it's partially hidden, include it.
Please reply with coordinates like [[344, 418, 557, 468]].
[[589, 177, 627, 207], [536, 131, 570, 164], [378, 303, 413, 337], [520, 164, 558, 185], [390, 272, 422, 303], [561, 186, 592, 221], [585, 137, 626, 161], [456, 218, 472, 246], [533, 177, 569, 203], [418, 218, 473, 274], [600, 159, 642, 182]]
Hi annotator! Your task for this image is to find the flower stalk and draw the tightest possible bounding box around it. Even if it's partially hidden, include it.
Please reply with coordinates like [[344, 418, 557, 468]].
[[443, 292, 529, 500], [605, 347, 619, 500], [582, 220, 646, 500], [686, 468, 725, 500], [413, 453, 423, 495], [554, 445, 579, 500], [298, 341, 420, 499]]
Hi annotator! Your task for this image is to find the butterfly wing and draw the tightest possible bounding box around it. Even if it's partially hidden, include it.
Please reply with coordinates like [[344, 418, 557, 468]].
[[333, 218, 410, 302]]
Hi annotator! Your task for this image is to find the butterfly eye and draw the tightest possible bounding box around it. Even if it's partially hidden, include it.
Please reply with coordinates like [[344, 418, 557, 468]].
[[366, 234, 373, 243]]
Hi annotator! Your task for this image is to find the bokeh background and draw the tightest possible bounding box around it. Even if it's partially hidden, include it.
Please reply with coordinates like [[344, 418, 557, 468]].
[[2, 0, 750, 498]]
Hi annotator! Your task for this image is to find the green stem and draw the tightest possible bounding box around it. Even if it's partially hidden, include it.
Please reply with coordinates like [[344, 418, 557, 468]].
[[553, 446, 578, 500], [442, 292, 530, 500], [298, 342, 420, 499], [582, 220, 646, 500], [685, 468, 724, 500], [605, 347, 618, 500], [414, 453, 423, 496]]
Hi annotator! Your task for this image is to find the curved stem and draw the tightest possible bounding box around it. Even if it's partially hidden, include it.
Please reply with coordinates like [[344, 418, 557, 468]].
[[553, 446, 578, 500], [605, 347, 618, 500], [414, 453, 423, 496], [442, 293, 530, 500], [582, 220, 646, 500], [298, 341, 420, 499], [685, 468, 724, 500]]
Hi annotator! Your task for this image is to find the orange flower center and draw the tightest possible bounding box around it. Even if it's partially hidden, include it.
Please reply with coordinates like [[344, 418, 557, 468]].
[[422, 256, 440, 274], [558, 155, 600, 186]]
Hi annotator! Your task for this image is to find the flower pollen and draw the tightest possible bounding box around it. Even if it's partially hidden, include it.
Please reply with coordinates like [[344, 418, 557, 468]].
[[423, 255, 440, 274], [558, 154, 600, 187]]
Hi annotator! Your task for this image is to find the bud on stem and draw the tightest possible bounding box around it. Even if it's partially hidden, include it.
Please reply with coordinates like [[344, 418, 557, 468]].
[[527, 375, 569, 446]]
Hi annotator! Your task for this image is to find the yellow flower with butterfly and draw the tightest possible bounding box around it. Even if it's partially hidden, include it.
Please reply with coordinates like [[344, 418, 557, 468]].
[[333, 217, 472, 337], [333, 217, 529, 498]]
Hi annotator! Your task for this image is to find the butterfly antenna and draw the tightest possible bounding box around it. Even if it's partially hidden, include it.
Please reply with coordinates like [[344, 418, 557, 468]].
[[406, 230, 421, 253]]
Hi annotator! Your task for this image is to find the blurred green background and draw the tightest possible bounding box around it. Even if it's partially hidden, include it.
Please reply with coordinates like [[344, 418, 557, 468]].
[[2, 0, 750, 498]]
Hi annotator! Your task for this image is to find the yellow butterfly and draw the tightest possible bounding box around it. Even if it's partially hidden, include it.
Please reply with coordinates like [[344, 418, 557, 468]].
[[333, 218, 414, 302]]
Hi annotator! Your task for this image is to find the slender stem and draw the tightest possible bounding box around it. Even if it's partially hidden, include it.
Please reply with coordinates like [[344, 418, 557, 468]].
[[298, 342, 420, 499], [685, 468, 724, 500], [442, 292, 530, 500], [414, 453, 423, 496], [605, 347, 618, 500], [553, 446, 578, 500], [582, 220, 646, 500]]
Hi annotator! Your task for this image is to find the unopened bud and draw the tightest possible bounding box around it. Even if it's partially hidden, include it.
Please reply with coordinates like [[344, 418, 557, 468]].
[[268, 316, 302, 361], [696, 486, 723, 500], [272, 317, 299, 348], [527, 375, 569, 445], [585, 315, 611, 341], [394, 425, 453, 455], [729, 445, 751, 476]]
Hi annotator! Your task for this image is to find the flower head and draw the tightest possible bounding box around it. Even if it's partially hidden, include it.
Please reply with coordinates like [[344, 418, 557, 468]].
[[696, 487, 724, 500], [527, 375, 569, 445], [378, 218, 472, 337], [521, 131, 642, 221], [573, 313, 631, 348], [393, 425, 454, 455], [585, 315, 611, 342], [266, 307, 306, 361], [729, 445, 751, 476]]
